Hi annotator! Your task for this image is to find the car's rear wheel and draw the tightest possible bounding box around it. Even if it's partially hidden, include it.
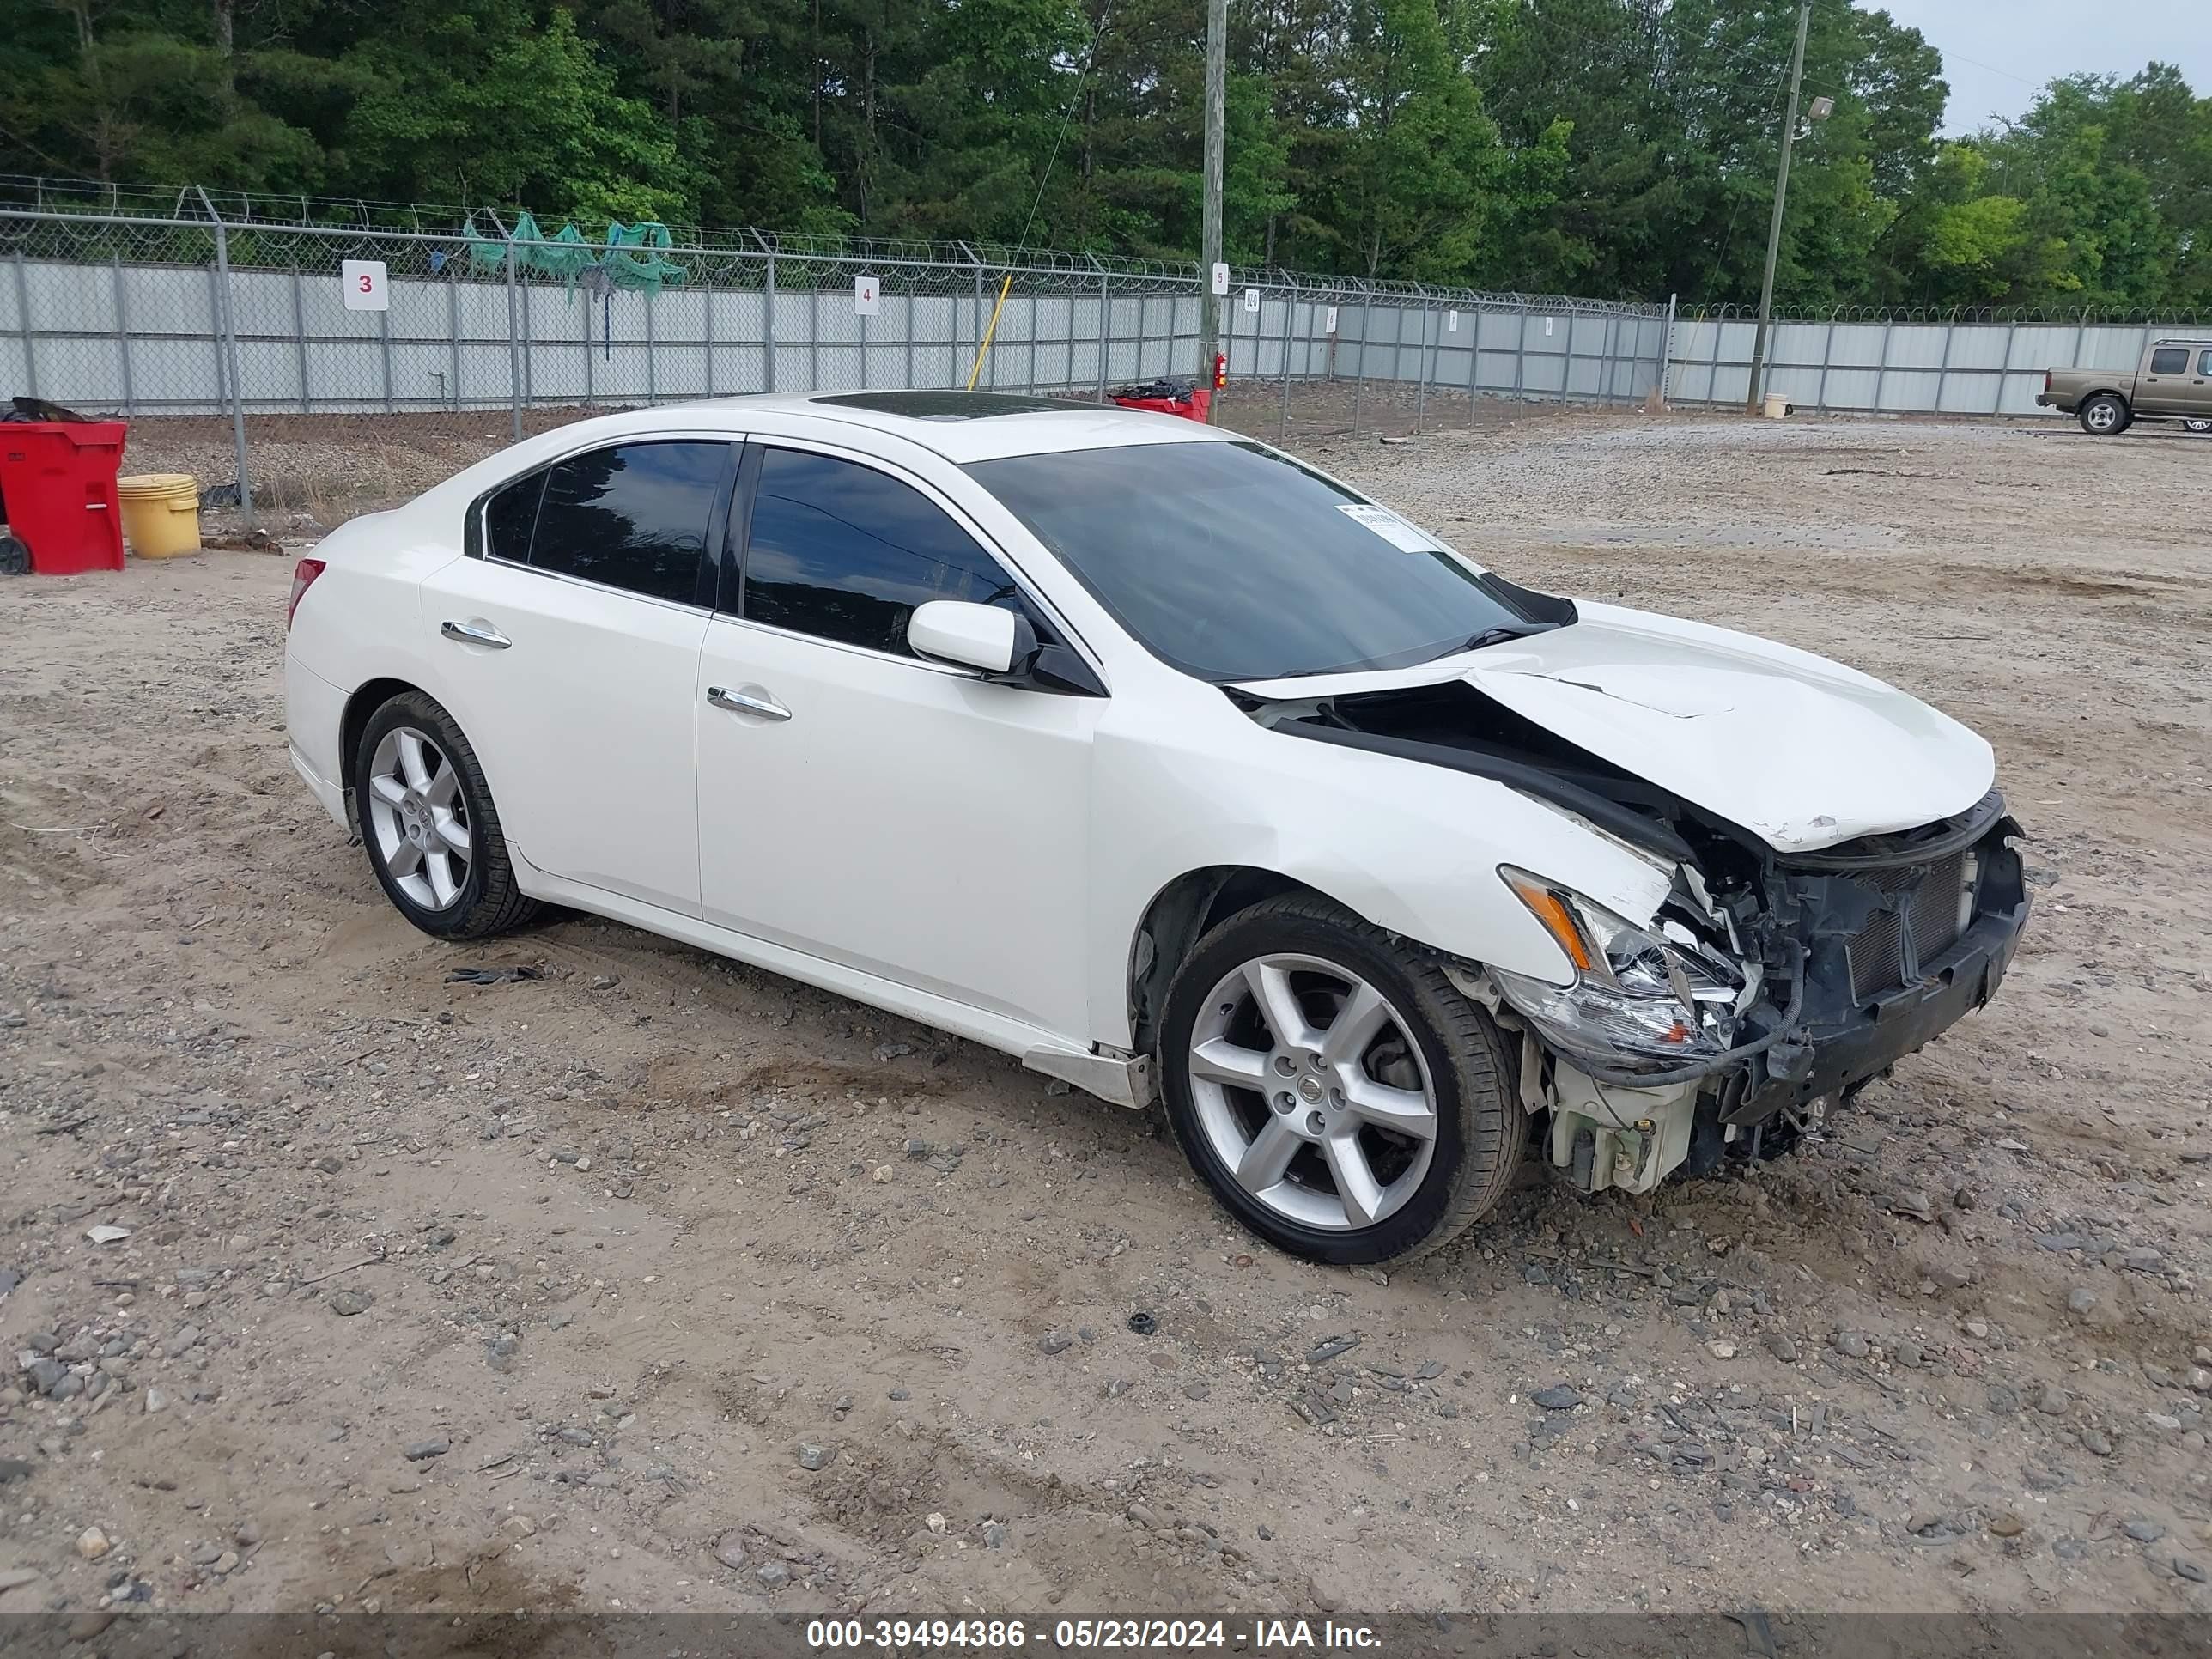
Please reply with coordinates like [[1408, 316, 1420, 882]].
[[1158, 895, 1526, 1264], [356, 691, 538, 939], [2185, 418, 2212, 434], [2079, 393, 2130, 435]]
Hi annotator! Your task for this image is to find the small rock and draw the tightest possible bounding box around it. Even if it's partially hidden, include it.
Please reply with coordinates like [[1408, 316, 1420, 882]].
[[1832, 1331, 1869, 1359], [213, 1550, 240, 1574], [1988, 1512, 2025, 1537], [1309, 1577, 1343, 1613], [796, 1443, 835, 1471], [1531, 1386, 1582, 1411], [926, 1512, 948, 1534], [144, 1388, 172, 1414], [404, 1437, 451, 1461], [713, 1533, 748, 1571], [2083, 1429, 2113, 1456], [757, 1560, 792, 1589], [2177, 1558, 2208, 1585], [981, 1521, 1009, 1550], [2037, 1387, 2069, 1415], [1765, 1333, 1801, 1363], [1706, 1340, 1737, 1360], [1038, 1331, 1074, 1355], [234, 1520, 261, 1547], [2125, 1520, 2166, 1543], [76, 1526, 111, 1559], [330, 1290, 372, 1317], [1889, 1191, 1935, 1222], [2066, 1288, 2097, 1318], [163, 1325, 204, 1358], [2187, 1370, 2212, 1395], [872, 1166, 892, 1184]]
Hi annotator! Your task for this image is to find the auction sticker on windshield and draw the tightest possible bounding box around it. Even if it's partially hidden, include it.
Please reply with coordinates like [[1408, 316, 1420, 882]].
[[1336, 503, 1442, 552]]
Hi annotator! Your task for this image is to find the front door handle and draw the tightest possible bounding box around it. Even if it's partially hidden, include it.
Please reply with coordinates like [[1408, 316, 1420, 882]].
[[707, 684, 792, 722], [441, 619, 512, 649]]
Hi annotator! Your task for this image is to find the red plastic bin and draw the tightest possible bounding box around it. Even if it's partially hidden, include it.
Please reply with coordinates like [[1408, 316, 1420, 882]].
[[0, 421, 128, 574]]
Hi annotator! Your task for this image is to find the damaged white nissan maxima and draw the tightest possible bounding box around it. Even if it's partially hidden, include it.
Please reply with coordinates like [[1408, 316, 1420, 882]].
[[285, 391, 2028, 1262]]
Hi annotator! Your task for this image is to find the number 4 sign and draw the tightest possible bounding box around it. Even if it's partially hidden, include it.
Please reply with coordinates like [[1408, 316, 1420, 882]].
[[342, 259, 389, 312], [854, 274, 882, 316]]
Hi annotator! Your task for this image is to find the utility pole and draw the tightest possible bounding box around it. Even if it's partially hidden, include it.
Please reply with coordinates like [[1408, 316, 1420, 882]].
[[1745, 0, 1812, 415], [1199, 0, 1226, 423]]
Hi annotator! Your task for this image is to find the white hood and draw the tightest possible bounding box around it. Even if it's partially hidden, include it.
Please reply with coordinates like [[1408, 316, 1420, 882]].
[[1238, 600, 1995, 854]]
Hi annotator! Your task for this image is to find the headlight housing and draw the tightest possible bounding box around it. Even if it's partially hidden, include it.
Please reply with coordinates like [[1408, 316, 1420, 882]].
[[1491, 866, 1749, 1076]]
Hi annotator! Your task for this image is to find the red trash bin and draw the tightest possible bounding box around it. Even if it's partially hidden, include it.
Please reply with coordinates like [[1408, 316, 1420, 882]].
[[1108, 383, 1212, 423], [0, 420, 128, 574]]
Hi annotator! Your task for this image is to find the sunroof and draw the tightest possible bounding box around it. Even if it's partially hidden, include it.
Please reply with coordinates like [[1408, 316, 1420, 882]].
[[811, 390, 1082, 420]]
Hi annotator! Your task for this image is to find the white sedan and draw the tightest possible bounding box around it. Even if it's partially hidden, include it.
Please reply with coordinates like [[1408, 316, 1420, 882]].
[[285, 391, 2028, 1262]]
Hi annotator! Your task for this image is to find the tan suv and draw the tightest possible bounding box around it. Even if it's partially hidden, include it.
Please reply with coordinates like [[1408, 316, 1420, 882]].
[[2039, 338, 2212, 434]]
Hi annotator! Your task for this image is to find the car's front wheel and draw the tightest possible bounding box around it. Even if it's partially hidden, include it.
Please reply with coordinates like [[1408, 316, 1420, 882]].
[[355, 691, 538, 939], [1159, 895, 1527, 1264], [2079, 393, 2130, 435]]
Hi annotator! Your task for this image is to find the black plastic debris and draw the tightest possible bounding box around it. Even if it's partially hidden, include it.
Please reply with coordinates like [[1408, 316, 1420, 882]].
[[446, 965, 544, 986], [1127, 1311, 1158, 1335]]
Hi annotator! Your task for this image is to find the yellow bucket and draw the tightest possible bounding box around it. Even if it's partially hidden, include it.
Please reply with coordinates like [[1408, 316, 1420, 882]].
[[117, 473, 203, 558]]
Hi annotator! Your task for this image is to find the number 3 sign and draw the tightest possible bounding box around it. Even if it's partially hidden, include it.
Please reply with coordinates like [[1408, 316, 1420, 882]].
[[342, 259, 390, 312]]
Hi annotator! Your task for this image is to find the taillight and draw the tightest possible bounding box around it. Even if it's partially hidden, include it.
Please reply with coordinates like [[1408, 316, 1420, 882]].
[[288, 557, 326, 631]]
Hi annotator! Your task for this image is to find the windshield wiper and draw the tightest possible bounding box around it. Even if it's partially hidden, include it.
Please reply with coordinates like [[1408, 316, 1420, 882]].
[[1454, 621, 1559, 654]]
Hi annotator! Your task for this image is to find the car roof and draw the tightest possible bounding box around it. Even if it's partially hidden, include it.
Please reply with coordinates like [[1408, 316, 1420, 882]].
[[684, 389, 1242, 464]]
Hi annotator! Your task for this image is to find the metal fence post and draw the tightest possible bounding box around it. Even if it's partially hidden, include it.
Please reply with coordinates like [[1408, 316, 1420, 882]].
[[1661, 292, 1678, 404], [763, 248, 778, 392], [379, 303, 396, 415], [702, 270, 714, 398], [1097, 269, 1110, 401], [583, 276, 596, 407], [201, 198, 254, 530], [1512, 308, 1527, 402], [1468, 305, 1480, 418], [1414, 305, 1431, 434], [1815, 308, 1837, 412], [504, 239, 522, 441], [1932, 315, 1954, 416], [14, 250, 37, 398], [647, 289, 658, 404], [1352, 299, 1370, 436], [808, 277, 820, 392], [112, 254, 134, 415], [1705, 312, 1726, 406], [289, 264, 309, 413], [904, 276, 915, 392], [1871, 316, 1893, 414], [1997, 319, 2020, 416], [447, 272, 462, 411], [1278, 290, 1293, 443]]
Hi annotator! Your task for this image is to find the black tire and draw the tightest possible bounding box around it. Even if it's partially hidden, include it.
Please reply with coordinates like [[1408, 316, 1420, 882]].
[[1158, 894, 1528, 1265], [354, 691, 538, 939], [2078, 393, 2130, 436]]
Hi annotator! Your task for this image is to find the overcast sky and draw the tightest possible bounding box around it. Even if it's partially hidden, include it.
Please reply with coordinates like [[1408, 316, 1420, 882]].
[[1858, 0, 2209, 134]]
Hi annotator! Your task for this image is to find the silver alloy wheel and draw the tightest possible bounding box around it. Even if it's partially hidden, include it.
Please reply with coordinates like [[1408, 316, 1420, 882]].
[[366, 726, 473, 911], [1188, 953, 1439, 1231], [2085, 401, 2121, 432]]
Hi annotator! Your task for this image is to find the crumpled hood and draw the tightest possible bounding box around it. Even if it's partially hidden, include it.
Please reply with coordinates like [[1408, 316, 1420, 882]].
[[1239, 600, 1996, 854]]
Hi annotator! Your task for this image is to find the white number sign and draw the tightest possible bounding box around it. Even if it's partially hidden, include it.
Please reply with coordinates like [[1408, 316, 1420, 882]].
[[1324, 306, 1339, 333], [342, 259, 389, 313], [854, 274, 882, 315], [1448, 311, 1459, 332], [1243, 287, 1261, 313], [1211, 262, 1231, 297]]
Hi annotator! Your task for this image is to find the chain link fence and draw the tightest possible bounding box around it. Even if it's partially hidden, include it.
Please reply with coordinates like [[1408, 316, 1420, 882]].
[[1668, 302, 2212, 416], [0, 179, 1670, 530]]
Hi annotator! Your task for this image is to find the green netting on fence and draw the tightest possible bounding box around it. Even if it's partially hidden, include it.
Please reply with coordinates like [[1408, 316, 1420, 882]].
[[462, 211, 686, 293]]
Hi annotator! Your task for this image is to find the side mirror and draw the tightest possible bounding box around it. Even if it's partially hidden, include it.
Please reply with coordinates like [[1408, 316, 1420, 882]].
[[908, 599, 1039, 678]]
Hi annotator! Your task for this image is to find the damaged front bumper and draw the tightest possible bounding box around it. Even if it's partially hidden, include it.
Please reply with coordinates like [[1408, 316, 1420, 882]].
[[1464, 794, 2029, 1194]]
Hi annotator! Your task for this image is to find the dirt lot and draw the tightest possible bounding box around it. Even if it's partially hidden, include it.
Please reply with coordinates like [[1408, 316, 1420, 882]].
[[3, 401, 2210, 1624]]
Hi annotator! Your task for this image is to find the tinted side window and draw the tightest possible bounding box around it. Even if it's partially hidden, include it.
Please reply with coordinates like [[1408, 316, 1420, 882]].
[[2149, 347, 2190, 374], [530, 441, 725, 605], [2199, 349, 2212, 377], [485, 470, 544, 564], [742, 448, 1030, 655]]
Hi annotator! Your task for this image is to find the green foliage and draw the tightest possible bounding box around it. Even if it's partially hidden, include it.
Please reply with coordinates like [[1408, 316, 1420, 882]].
[[0, 0, 2203, 311]]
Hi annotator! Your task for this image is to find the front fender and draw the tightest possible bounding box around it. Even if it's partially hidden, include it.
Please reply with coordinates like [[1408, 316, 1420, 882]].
[[1085, 713, 1677, 1048]]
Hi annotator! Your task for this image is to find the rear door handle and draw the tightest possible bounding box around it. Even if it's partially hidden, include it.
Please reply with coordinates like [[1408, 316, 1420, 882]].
[[441, 619, 511, 649], [707, 684, 791, 722]]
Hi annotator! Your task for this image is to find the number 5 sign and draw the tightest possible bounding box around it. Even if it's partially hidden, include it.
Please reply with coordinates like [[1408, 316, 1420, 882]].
[[342, 259, 390, 312]]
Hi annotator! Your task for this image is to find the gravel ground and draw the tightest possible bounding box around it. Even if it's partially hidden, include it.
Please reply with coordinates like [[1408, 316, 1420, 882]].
[[3, 402, 2210, 1623]]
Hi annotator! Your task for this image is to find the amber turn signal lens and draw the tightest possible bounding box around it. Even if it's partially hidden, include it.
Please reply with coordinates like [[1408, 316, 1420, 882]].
[[1502, 870, 1595, 975]]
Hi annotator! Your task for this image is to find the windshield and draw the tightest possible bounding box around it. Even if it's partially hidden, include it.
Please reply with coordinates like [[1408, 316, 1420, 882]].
[[968, 441, 1549, 681]]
